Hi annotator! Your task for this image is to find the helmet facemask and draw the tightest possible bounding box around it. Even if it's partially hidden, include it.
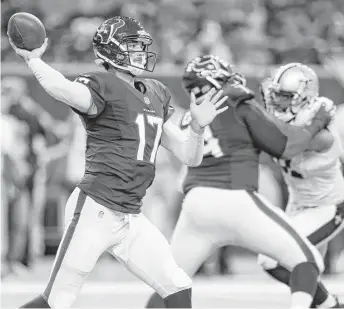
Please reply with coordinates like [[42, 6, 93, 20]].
[[119, 38, 156, 76], [94, 37, 156, 76]]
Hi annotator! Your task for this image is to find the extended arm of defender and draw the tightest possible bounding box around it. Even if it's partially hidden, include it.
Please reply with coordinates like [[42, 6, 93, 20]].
[[271, 116, 330, 158], [306, 129, 334, 152], [242, 103, 330, 159], [27, 58, 95, 114], [161, 118, 204, 167]]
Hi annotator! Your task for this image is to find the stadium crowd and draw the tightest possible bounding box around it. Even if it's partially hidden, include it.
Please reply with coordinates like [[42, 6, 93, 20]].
[[2, 0, 344, 67], [1, 0, 344, 281]]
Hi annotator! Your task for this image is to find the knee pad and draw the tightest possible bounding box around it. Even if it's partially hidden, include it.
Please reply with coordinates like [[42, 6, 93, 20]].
[[257, 254, 279, 270]]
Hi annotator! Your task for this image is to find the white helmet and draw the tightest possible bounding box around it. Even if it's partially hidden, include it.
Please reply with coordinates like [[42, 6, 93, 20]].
[[262, 63, 319, 122]]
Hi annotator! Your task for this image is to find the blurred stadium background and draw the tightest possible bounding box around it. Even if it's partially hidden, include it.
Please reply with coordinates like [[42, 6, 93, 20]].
[[1, 0, 344, 307]]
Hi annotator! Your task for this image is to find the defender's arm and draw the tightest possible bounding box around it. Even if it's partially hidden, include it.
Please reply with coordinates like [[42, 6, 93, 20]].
[[27, 59, 96, 114], [161, 117, 204, 167], [306, 129, 334, 152], [240, 102, 331, 159]]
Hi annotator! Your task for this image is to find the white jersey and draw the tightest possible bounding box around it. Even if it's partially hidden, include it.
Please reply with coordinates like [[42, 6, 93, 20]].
[[278, 126, 344, 212]]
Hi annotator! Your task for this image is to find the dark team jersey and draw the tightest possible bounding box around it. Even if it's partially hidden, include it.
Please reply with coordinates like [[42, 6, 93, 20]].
[[73, 71, 171, 213], [181, 83, 289, 194]]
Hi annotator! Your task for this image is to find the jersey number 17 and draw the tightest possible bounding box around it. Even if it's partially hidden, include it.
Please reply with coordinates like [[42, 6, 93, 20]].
[[135, 113, 163, 164]]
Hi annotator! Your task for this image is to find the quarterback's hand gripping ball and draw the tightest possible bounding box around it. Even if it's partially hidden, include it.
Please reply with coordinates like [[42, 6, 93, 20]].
[[7, 12, 48, 62], [190, 88, 228, 128]]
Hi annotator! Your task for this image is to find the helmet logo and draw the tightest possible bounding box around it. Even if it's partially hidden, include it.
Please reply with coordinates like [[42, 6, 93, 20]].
[[116, 54, 126, 61], [97, 19, 125, 44], [138, 30, 150, 36], [144, 97, 151, 105]]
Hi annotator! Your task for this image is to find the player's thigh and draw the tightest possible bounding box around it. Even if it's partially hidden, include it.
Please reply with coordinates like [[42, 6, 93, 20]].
[[180, 187, 239, 244], [44, 188, 113, 300], [236, 191, 323, 272], [108, 213, 191, 298], [288, 204, 344, 248], [170, 201, 217, 277], [258, 164, 284, 209]]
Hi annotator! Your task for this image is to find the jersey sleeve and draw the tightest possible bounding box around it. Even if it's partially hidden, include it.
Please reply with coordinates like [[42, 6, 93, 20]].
[[74, 72, 106, 118], [237, 101, 288, 158]]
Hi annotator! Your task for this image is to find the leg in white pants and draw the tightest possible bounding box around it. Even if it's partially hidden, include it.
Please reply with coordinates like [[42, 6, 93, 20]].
[[172, 188, 323, 274], [43, 188, 191, 308], [258, 204, 344, 270], [44, 188, 129, 308], [108, 213, 192, 298]]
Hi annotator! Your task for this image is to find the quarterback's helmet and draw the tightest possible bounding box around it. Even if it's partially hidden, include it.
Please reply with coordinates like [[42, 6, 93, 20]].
[[262, 63, 319, 122], [182, 54, 246, 100], [93, 16, 157, 76]]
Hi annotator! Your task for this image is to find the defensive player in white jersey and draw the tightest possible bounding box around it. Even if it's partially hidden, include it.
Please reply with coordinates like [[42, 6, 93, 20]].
[[333, 104, 344, 164], [259, 63, 344, 308]]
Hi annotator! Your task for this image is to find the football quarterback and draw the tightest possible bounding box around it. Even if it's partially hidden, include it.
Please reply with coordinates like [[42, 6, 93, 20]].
[[145, 55, 334, 309], [259, 62, 344, 308], [9, 16, 229, 309]]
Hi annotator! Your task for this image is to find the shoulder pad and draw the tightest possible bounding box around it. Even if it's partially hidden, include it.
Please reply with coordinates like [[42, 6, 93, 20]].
[[237, 98, 271, 118], [144, 78, 171, 106], [145, 78, 166, 91], [223, 83, 255, 104], [74, 71, 106, 93]]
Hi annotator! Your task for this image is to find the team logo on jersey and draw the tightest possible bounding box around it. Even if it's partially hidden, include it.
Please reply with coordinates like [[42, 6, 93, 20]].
[[144, 97, 151, 105], [76, 76, 90, 85]]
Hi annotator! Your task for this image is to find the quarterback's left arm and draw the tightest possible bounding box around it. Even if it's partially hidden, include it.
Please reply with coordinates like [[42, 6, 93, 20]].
[[161, 89, 228, 166], [161, 117, 205, 167]]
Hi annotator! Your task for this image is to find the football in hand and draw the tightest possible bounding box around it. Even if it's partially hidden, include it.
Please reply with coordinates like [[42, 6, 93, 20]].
[[7, 12, 46, 51]]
